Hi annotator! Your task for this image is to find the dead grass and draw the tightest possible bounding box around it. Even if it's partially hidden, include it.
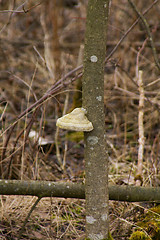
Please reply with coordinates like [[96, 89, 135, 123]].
[[0, 195, 85, 239]]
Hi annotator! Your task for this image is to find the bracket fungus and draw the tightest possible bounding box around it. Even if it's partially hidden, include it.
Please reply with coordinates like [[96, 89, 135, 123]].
[[56, 108, 93, 131]]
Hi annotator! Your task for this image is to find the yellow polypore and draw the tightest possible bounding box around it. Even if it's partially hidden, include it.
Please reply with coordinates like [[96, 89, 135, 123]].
[[56, 108, 93, 131]]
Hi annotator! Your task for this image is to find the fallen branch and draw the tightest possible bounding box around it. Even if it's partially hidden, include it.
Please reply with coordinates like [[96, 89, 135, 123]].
[[0, 180, 160, 202]]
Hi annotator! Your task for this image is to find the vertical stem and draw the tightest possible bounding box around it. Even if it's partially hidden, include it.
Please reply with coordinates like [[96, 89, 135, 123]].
[[137, 71, 145, 177], [82, 0, 110, 239]]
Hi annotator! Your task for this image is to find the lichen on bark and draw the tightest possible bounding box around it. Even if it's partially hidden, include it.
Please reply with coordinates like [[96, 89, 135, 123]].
[[82, 0, 110, 239]]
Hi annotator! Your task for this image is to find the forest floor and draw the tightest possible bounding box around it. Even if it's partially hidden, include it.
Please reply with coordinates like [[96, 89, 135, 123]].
[[0, 0, 160, 239]]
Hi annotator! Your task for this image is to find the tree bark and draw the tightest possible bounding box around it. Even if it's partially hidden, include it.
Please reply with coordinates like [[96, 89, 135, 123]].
[[0, 180, 84, 198], [82, 0, 110, 239], [1, 180, 160, 202]]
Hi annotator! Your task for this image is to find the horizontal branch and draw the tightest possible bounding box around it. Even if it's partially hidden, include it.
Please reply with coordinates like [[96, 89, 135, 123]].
[[0, 180, 160, 202], [0, 180, 85, 199]]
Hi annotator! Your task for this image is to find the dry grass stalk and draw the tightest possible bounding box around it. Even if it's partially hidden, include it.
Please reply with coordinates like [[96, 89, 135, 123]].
[[40, 6, 55, 80], [137, 70, 145, 178]]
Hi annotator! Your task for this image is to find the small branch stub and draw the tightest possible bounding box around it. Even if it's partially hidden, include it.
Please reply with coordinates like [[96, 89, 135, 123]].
[[56, 108, 93, 131]]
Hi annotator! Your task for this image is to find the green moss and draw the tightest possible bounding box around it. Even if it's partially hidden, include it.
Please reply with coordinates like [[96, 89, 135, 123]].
[[134, 205, 160, 240], [107, 232, 114, 240], [129, 231, 149, 240], [147, 205, 160, 215], [140, 220, 160, 240], [65, 131, 84, 142]]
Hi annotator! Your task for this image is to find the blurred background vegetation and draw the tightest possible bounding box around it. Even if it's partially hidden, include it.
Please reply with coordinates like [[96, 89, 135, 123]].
[[0, 0, 160, 239]]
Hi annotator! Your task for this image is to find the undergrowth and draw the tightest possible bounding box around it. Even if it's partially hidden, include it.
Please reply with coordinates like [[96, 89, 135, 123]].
[[0, 0, 160, 239]]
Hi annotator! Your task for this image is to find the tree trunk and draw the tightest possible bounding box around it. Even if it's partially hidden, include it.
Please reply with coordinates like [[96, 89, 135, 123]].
[[82, 0, 110, 239]]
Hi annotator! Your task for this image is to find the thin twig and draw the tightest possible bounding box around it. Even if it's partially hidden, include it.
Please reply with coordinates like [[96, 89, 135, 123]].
[[1, 0, 158, 163], [136, 38, 148, 77], [106, 0, 159, 62], [0, 2, 42, 14], [6, 109, 39, 179], [1, 72, 82, 161], [128, 0, 160, 71], [2, 0, 158, 129], [18, 197, 42, 240]]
